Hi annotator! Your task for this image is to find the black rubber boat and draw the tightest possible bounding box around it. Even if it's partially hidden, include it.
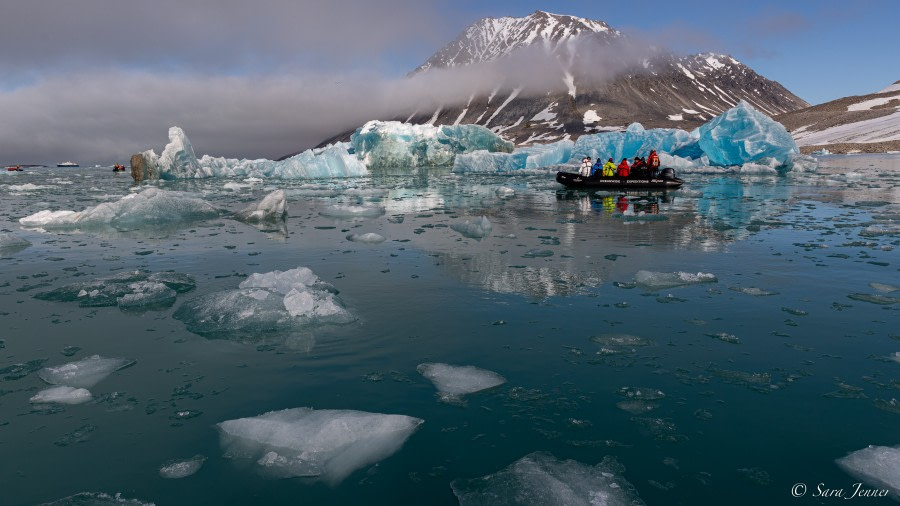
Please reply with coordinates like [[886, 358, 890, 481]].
[[556, 167, 684, 190]]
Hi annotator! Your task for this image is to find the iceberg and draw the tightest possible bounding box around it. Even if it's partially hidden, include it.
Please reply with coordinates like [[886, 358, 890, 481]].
[[453, 139, 574, 173], [173, 266, 353, 340], [450, 216, 492, 239], [30, 386, 93, 405], [217, 407, 423, 484], [235, 189, 287, 222], [35, 270, 194, 310], [451, 452, 644, 506], [138, 127, 367, 180], [697, 100, 799, 167], [351, 120, 513, 169], [417, 363, 506, 403], [38, 355, 136, 388], [836, 445, 900, 497], [19, 188, 221, 230], [572, 123, 701, 163]]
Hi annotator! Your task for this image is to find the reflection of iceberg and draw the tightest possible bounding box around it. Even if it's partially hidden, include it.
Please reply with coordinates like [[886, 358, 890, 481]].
[[217, 407, 422, 484], [351, 120, 513, 169], [451, 452, 643, 505], [140, 127, 367, 179]]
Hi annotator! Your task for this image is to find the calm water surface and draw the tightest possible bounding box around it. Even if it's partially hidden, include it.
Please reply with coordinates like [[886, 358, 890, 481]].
[[0, 155, 898, 505]]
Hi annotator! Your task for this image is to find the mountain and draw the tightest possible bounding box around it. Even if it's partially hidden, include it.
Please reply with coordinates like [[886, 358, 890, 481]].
[[775, 81, 900, 153], [314, 11, 809, 149]]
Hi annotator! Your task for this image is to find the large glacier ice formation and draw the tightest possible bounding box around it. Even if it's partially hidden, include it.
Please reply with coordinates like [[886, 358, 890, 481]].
[[698, 100, 799, 167], [217, 407, 423, 484], [452, 140, 574, 173]]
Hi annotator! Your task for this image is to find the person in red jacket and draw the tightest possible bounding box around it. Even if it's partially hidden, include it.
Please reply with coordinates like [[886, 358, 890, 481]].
[[617, 158, 630, 178], [648, 150, 661, 179]]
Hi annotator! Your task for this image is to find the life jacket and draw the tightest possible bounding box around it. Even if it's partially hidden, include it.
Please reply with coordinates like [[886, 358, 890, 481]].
[[602, 161, 616, 177], [648, 152, 660, 168], [617, 160, 630, 177]]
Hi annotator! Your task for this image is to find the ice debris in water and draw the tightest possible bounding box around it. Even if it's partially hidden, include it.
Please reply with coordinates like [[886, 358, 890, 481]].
[[235, 190, 287, 222], [450, 216, 492, 239], [698, 100, 802, 168], [138, 127, 367, 179], [351, 120, 513, 169], [19, 188, 221, 230], [346, 232, 385, 243], [30, 386, 93, 405], [836, 445, 900, 497], [173, 266, 353, 340], [38, 355, 135, 389], [495, 186, 516, 197], [35, 270, 193, 310], [0, 232, 31, 253], [318, 204, 385, 219], [40, 492, 155, 505], [634, 270, 717, 290], [590, 334, 652, 355], [217, 407, 423, 484], [159, 455, 206, 479], [451, 451, 644, 506], [870, 282, 900, 293], [417, 363, 506, 403]]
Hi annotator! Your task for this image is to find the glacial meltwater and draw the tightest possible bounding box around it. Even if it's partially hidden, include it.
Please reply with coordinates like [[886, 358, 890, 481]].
[[1, 155, 897, 505]]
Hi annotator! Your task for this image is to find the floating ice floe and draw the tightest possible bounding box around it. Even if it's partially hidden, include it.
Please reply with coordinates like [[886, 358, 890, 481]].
[[159, 455, 206, 479], [634, 270, 717, 290], [137, 127, 367, 179], [217, 407, 423, 484], [40, 492, 155, 505], [19, 188, 221, 230], [590, 334, 653, 355], [38, 355, 135, 389], [351, 120, 513, 169], [35, 270, 194, 310], [417, 363, 506, 403], [173, 266, 353, 340], [450, 216, 492, 239], [235, 189, 287, 222], [836, 445, 900, 497], [30, 386, 93, 405], [451, 452, 644, 506], [346, 232, 386, 243]]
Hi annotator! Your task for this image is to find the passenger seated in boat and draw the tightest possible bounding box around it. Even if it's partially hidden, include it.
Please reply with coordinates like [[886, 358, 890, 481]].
[[617, 158, 630, 179], [579, 156, 592, 177], [590, 158, 604, 176], [602, 158, 616, 177], [632, 156, 646, 179], [648, 150, 661, 179]]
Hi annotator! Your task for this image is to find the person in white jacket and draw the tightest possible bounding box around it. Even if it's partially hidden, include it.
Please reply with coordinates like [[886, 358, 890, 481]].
[[579, 156, 593, 177]]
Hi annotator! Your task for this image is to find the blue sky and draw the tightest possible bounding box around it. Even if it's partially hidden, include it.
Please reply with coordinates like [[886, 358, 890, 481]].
[[0, 0, 897, 164]]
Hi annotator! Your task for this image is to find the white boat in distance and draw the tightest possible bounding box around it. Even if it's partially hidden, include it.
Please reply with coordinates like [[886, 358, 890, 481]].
[[57, 161, 79, 167]]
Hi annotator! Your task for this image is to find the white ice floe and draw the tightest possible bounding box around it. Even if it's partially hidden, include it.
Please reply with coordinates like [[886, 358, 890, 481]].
[[417, 363, 506, 403], [319, 205, 386, 219], [29, 386, 93, 405], [451, 451, 643, 506], [217, 407, 423, 484], [117, 281, 178, 309], [634, 270, 717, 290], [346, 232, 386, 243], [450, 216, 492, 239], [836, 445, 900, 497], [38, 355, 136, 389], [235, 189, 287, 221], [159, 455, 206, 479]]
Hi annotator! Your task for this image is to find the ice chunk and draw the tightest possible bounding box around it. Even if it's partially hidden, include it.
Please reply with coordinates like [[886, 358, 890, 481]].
[[35, 270, 192, 309], [174, 267, 353, 340], [698, 101, 800, 167], [351, 120, 513, 169], [217, 407, 423, 484], [30, 386, 93, 405], [0, 232, 31, 255], [38, 355, 135, 388], [451, 452, 644, 506], [116, 282, 177, 310], [634, 270, 717, 289], [140, 127, 368, 179], [450, 216, 492, 239], [319, 205, 385, 218], [346, 232, 386, 243], [235, 190, 287, 222], [19, 188, 221, 230], [417, 363, 506, 403], [521, 140, 575, 169], [836, 445, 900, 497], [573, 122, 701, 163], [159, 455, 206, 479], [41, 492, 156, 505]]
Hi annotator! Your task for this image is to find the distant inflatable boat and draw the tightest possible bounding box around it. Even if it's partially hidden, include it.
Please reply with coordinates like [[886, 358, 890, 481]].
[[6, 165, 23, 171], [57, 161, 79, 167], [556, 168, 684, 190]]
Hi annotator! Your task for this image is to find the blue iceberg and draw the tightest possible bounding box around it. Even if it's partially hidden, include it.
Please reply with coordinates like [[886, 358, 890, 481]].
[[141, 127, 367, 179], [697, 100, 799, 167], [351, 121, 513, 169], [452, 139, 573, 173], [572, 123, 702, 163]]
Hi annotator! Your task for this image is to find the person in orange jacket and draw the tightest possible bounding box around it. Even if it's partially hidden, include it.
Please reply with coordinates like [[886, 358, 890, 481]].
[[617, 158, 630, 178], [648, 150, 661, 178]]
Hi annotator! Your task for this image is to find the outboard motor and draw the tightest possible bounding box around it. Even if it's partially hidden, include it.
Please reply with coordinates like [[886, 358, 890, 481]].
[[660, 167, 676, 180]]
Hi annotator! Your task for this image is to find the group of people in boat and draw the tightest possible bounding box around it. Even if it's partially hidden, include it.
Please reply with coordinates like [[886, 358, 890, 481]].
[[113, 163, 126, 172], [579, 150, 661, 179]]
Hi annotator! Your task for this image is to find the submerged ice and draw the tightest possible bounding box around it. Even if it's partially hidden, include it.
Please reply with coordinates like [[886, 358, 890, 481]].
[[217, 407, 423, 484], [35, 270, 195, 310], [38, 355, 135, 389], [417, 363, 506, 403]]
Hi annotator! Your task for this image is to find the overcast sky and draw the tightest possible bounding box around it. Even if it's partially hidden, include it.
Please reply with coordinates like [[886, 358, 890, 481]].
[[2, 0, 897, 165]]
